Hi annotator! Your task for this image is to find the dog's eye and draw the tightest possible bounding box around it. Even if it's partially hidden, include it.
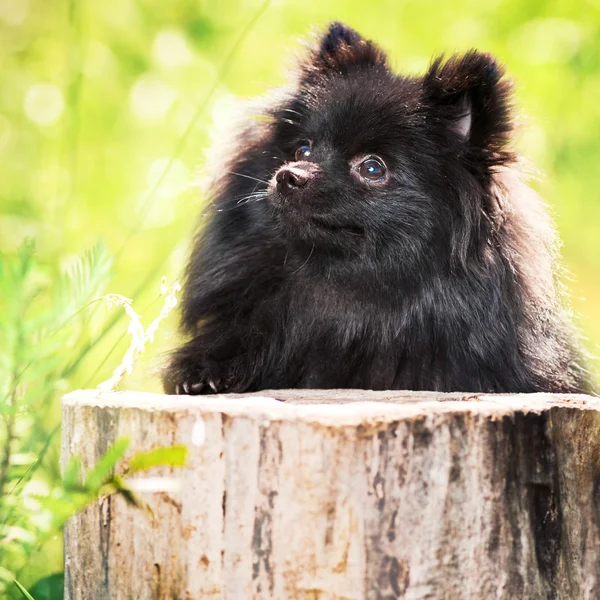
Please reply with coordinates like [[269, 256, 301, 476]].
[[294, 143, 312, 161], [358, 157, 386, 181]]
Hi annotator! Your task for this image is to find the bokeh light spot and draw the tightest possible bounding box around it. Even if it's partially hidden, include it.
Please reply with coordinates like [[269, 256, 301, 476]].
[[130, 75, 177, 121], [146, 157, 190, 199], [153, 29, 195, 67], [0, 0, 29, 25], [82, 41, 117, 79], [512, 19, 582, 65], [24, 83, 64, 126]]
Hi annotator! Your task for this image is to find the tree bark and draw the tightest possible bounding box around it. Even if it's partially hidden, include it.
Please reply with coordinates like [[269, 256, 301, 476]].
[[62, 389, 600, 599]]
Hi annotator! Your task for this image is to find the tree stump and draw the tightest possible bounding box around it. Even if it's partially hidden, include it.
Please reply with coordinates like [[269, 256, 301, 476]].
[[62, 389, 600, 599]]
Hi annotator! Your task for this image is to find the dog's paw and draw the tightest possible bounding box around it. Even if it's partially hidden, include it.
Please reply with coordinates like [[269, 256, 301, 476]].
[[162, 356, 240, 396]]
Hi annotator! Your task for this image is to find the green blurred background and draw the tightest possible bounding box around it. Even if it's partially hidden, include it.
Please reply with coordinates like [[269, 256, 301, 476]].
[[1, 0, 600, 593], [2, 0, 600, 391]]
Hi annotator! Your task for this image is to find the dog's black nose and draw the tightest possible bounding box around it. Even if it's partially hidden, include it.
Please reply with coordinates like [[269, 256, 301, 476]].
[[276, 167, 309, 191]]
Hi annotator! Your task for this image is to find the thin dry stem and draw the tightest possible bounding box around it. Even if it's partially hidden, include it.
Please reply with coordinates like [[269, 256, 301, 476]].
[[97, 279, 181, 392]]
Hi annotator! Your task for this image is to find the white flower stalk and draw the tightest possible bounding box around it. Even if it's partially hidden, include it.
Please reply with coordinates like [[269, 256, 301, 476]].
[[97, 279, 181, 392]]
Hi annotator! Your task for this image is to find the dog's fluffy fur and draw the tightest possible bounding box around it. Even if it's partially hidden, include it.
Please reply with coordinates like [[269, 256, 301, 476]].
[[163, 22, 593, 395]]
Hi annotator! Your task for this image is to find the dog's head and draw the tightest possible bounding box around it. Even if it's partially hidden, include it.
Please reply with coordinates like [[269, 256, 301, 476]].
[[262, 22, 514, 268]]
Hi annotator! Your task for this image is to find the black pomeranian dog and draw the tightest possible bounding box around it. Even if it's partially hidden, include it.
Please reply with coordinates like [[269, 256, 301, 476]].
[[163, 22, 593, 395]]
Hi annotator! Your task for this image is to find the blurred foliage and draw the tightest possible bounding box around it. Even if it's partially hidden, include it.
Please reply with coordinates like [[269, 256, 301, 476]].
[[0, 241, 112, 596], [0, 235, 188, 591], [1, 0, 599, 595]]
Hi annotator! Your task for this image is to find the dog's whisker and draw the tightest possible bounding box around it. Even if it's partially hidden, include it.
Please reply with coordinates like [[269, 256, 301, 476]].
[[235, 191, 268, 206], [291, 244, 315, 275], [281, 108, 303, 117], [228, 171, 269, 185], [229, 189, 265, 200]]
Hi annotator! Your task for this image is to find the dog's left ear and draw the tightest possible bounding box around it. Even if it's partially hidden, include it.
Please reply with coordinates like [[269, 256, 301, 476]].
[[423, 51, 514, 165], [306, 22, 388, 76]]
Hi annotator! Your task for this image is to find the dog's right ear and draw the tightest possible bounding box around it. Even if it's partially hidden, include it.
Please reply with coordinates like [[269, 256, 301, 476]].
[[303, 22, 388, 77], [422, 51, 514, 169]]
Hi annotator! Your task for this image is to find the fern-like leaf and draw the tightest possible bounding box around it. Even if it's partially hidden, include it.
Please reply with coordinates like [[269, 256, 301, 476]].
[[55, 240, 113, 326]]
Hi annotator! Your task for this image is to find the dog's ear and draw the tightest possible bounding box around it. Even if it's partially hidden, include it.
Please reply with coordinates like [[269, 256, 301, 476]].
[[304, 22, 388, 76], [422, 51, 514, 167]]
